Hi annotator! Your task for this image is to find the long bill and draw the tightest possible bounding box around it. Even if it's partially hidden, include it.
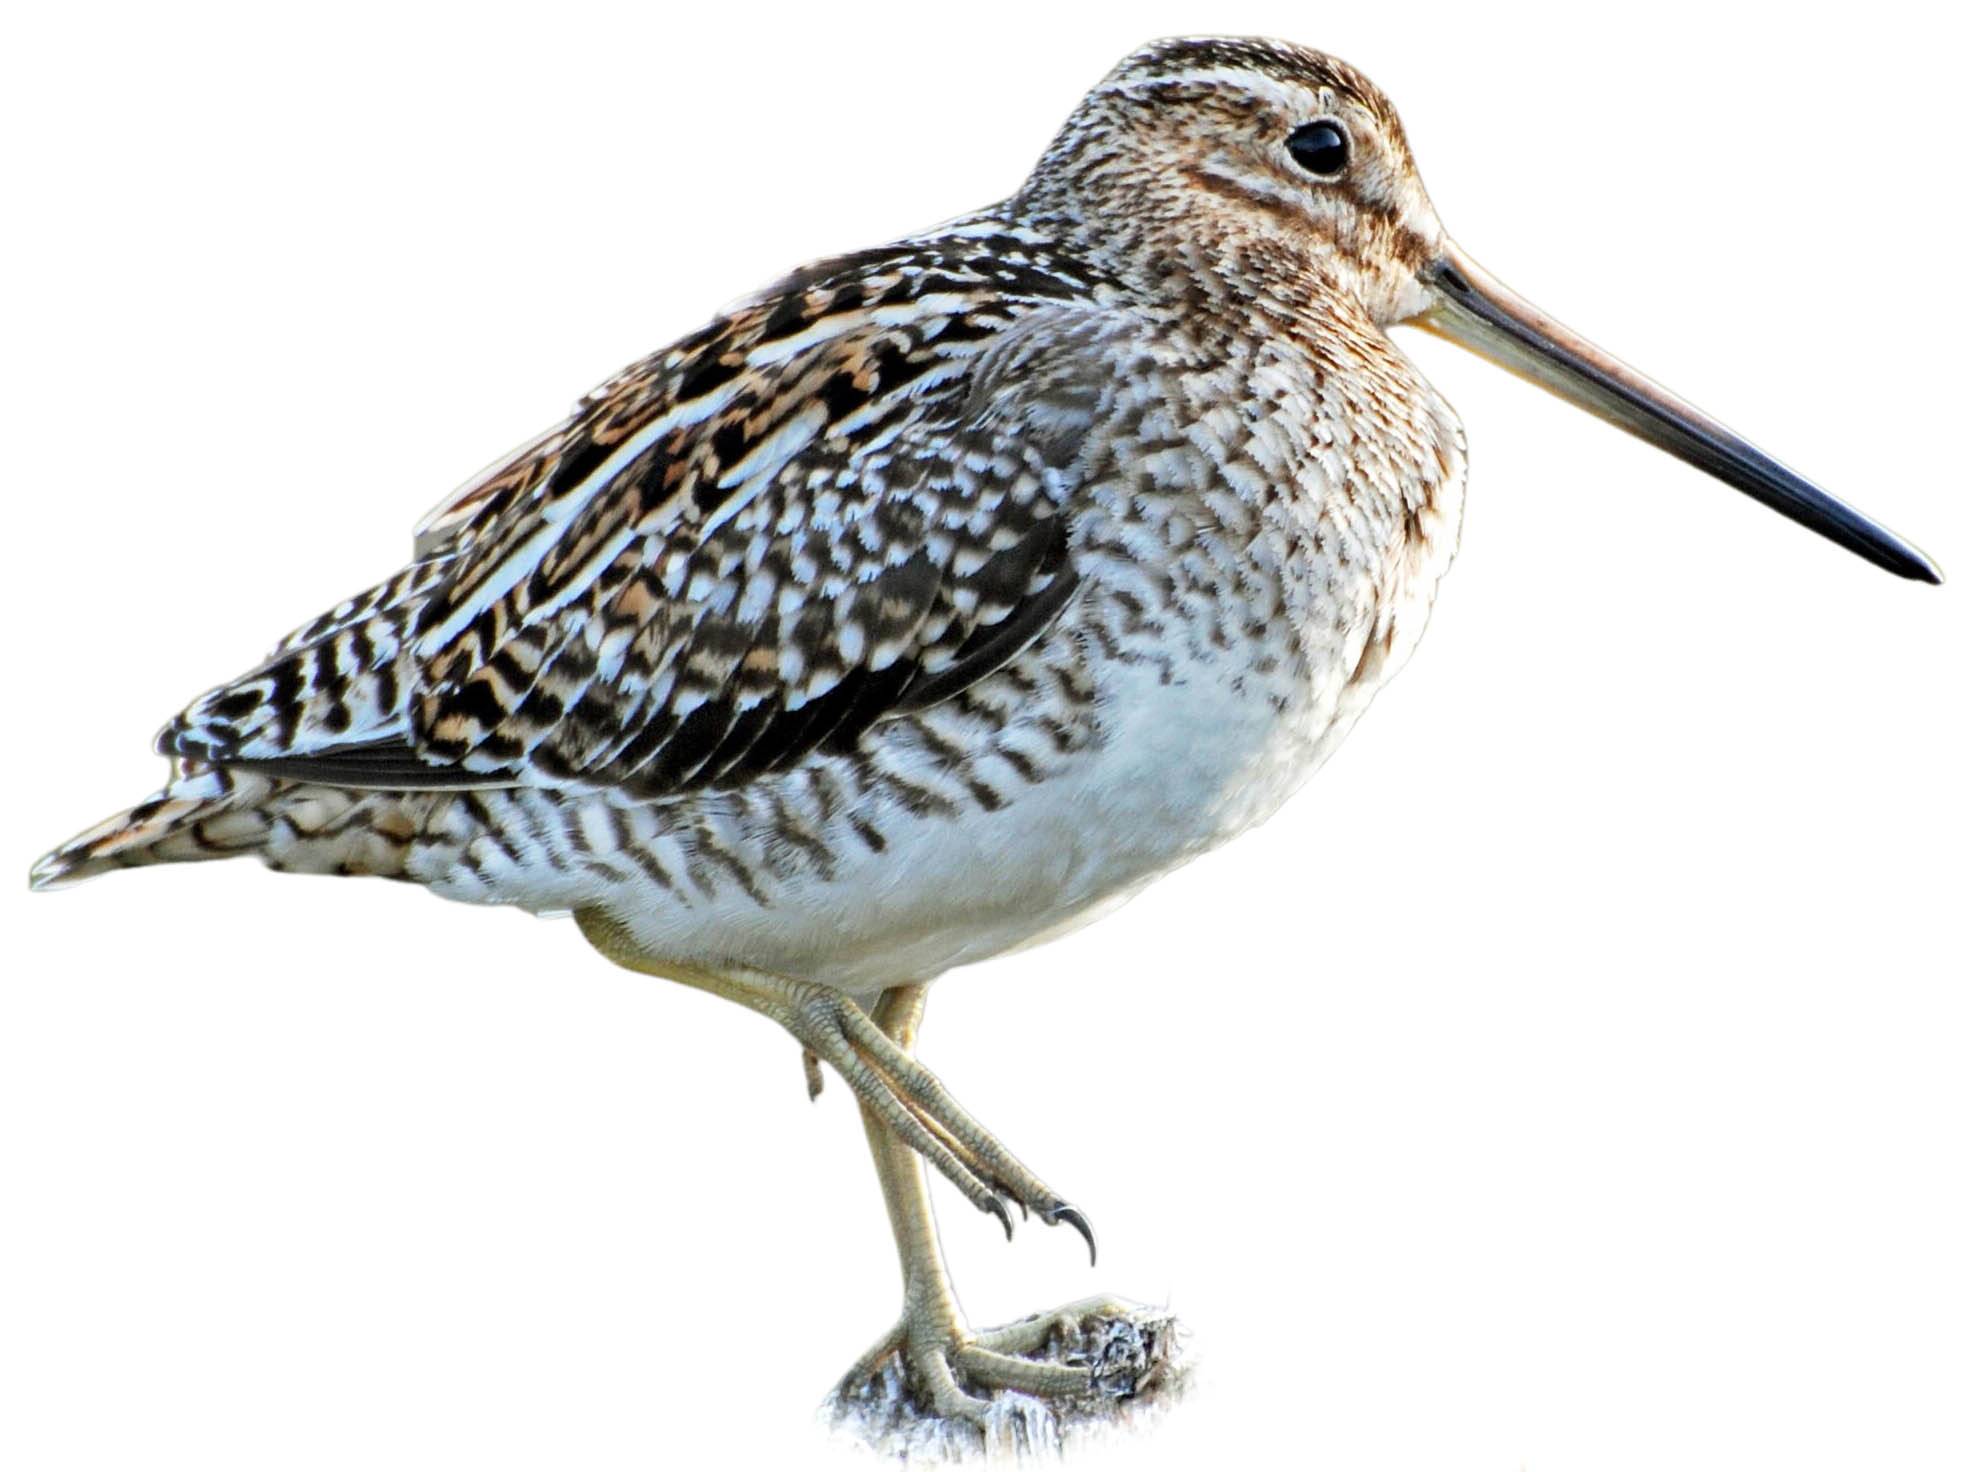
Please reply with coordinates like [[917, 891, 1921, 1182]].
[[1416, 240, 1941, 584]]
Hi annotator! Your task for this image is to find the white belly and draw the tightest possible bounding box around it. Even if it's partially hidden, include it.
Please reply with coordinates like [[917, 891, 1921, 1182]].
[[562, 606, 1417, 998]]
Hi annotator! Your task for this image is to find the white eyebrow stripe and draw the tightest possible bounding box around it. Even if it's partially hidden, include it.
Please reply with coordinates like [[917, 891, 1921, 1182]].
[[1122, 66, 1313, 112]]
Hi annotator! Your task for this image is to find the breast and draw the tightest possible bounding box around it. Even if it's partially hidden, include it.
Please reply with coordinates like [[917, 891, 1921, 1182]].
[[1060, 314, 1469, 849]]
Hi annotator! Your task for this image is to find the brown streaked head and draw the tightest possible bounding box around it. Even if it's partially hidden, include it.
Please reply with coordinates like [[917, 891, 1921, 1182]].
[[1020, 35, 1940, 583], [1020, 36, 1447, 323]]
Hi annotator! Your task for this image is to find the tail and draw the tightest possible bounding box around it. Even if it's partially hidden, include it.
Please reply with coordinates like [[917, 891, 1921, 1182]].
[[29, 761, 443, 892], [28, 764, 284, 891], [32, 554, 458, 894]]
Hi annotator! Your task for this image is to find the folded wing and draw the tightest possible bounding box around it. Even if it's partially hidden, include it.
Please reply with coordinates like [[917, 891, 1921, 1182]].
[[159, 239, 1128, 800]]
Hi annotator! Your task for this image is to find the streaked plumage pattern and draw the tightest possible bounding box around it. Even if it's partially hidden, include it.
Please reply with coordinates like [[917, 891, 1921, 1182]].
[[34, 31, 1940, 1438], [35, 37, 1463, 995], [35, 44, 1463, 1001], [165, 233, 1116, 789]]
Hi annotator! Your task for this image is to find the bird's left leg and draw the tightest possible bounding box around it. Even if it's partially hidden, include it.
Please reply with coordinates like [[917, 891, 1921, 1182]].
[[572, 912, 1179, 1435], [573, 909, 1090, 1242]]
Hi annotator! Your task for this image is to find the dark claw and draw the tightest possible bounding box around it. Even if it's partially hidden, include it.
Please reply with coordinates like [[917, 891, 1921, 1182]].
[[990, 1184, 1029, 1222], [985, 1194, 1016, 1242], [1049, 1203, 1097, 1266]]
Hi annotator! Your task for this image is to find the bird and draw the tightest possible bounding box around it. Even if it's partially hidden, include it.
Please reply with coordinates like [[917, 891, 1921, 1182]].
[[30, 34, 1940, 1432]]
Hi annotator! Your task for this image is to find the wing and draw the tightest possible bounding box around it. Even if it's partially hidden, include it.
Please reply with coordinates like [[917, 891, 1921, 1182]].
[[161, 235, 1129, 799]]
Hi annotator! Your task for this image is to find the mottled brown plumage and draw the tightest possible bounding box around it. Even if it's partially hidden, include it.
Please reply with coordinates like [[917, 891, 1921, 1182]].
[[31, 33, 1937, 1444]]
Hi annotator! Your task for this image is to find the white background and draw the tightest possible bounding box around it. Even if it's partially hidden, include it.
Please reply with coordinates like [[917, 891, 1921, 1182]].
[[4, 3, 1957, 1469]]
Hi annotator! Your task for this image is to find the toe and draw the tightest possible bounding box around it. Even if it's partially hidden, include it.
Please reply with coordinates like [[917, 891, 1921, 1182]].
[[953, 1342, 1094, 1399], [915, 1342, 993, 1425]]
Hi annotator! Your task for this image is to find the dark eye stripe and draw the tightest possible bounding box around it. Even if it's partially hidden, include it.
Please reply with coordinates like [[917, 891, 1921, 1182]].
[[1286, 120, 1349, 177]]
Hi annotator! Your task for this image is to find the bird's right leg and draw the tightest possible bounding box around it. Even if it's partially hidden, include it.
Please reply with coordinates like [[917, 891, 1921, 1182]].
[[838, 984, 1120, 1424], [573, 909, 1092, 1245]]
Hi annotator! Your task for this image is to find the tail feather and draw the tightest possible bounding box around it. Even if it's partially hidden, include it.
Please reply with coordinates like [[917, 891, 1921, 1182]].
[[28, 766, 276, 891], [32, 552, 464, 893], [28, 761, 467, 893]]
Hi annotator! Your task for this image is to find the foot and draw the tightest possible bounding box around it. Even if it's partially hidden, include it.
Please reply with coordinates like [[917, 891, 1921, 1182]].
[[566, 936, 1096, 1262], [824, 1297, 1187, 1457], [778, 985, 1096, 1258]]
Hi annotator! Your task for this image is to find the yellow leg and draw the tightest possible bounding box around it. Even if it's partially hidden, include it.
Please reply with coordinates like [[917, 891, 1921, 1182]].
[[576, 909, 1135, 1426], [842, 984, 1101, 1424], [575, 908, 1093, 1246]]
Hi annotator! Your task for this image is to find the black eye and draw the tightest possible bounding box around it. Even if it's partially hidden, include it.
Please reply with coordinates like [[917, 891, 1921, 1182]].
[[1286, 120, 1349, 177]]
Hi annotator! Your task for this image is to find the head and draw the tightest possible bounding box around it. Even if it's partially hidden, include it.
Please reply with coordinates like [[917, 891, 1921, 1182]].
[[1018, 36, 1939, 583], [1024, 37, 1443, 323]]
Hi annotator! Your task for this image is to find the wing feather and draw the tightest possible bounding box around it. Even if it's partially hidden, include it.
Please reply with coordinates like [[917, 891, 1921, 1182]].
[[159, 230, 1130, 799]]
